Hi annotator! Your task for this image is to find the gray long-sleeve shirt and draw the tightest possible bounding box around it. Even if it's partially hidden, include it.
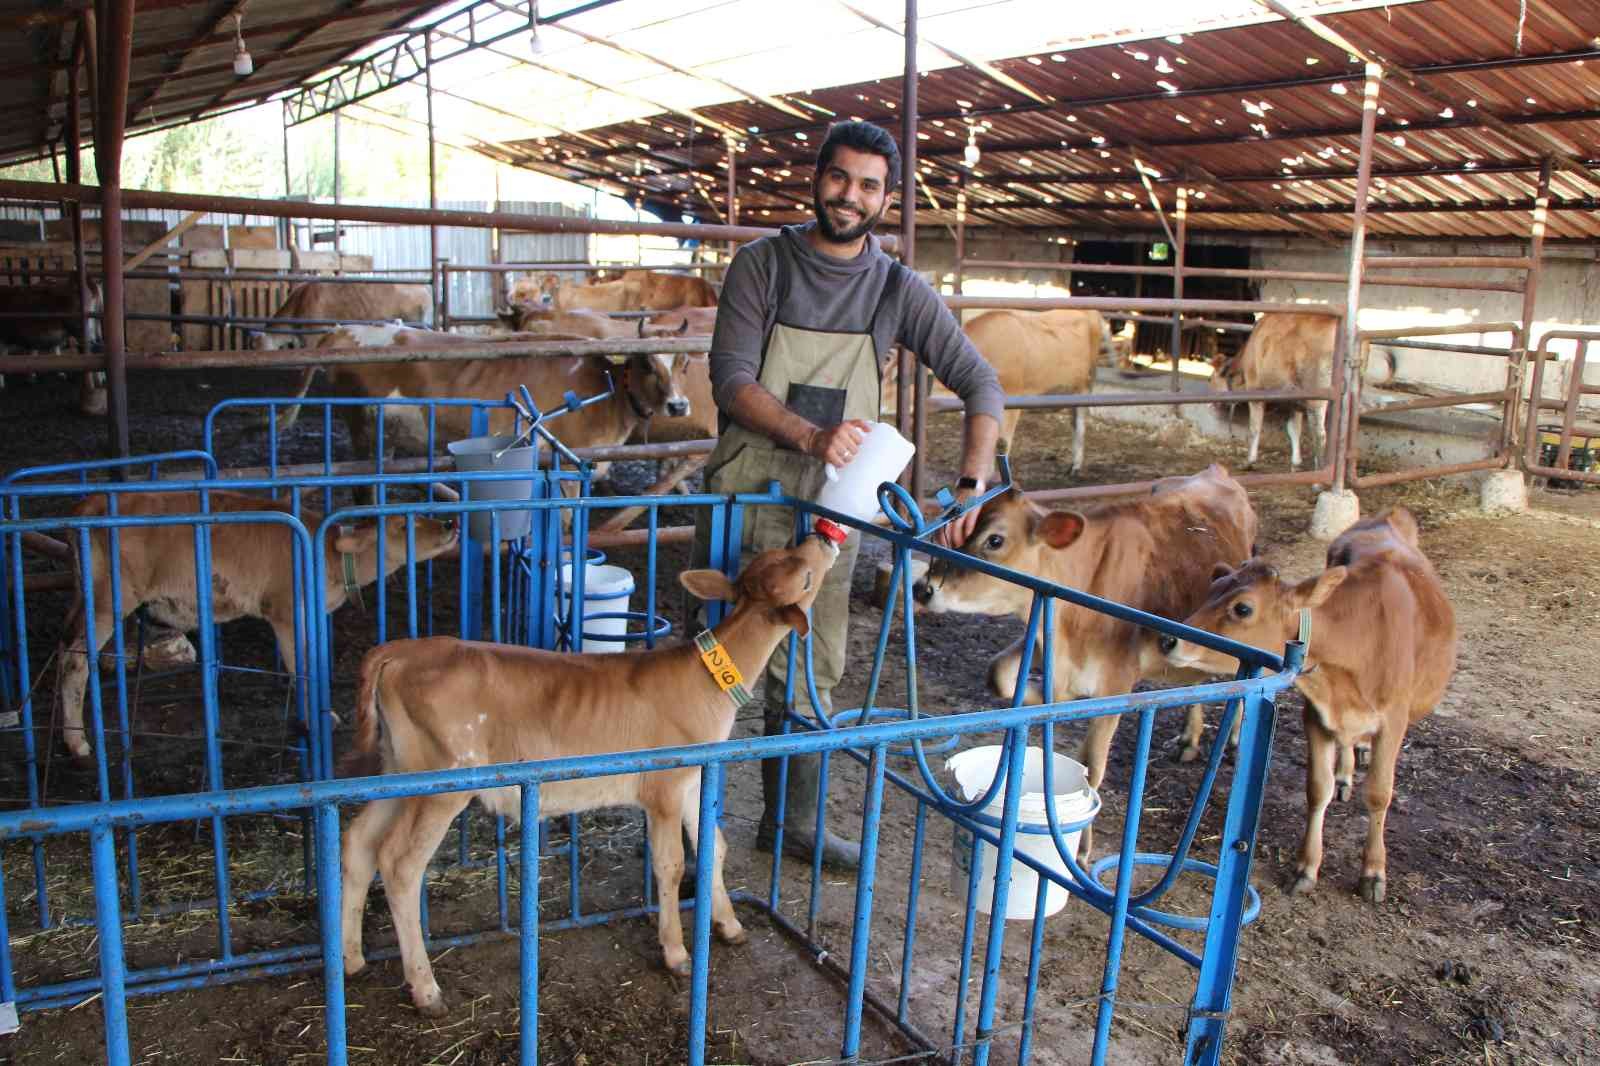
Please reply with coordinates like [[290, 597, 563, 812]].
[[709, 222, 1003, 428]]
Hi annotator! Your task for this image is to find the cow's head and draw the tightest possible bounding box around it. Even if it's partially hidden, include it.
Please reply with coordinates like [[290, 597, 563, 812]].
[[538, 274, 561, 305], [250, 329, 304, 351], [1159, 558, 1345, 674], [1325, 506, 1418, 568], [332, 514, 459, 592], [679, 532, 841, 635], [913, 486, 1087, 618], [615, 352, 691, 420], [495, 302, 544, 333], [1208, 352, 1243, 393]]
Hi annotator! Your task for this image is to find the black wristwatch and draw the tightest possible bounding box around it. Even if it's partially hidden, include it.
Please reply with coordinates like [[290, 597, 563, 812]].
[[957, 476, 982, 490]]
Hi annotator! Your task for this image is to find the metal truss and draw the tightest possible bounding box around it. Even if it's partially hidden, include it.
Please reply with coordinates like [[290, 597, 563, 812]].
[[282, 0, 534, 126]]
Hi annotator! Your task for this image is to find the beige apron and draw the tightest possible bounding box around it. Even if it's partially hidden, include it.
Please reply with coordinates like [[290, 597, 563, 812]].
[[701, 254, 905, 717]]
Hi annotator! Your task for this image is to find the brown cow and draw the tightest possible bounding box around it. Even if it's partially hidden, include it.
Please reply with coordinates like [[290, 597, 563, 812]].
[[624, 307, 717, 445], [914, 464, 1257, 855], [1208, 312, 1336, 471], [58, 490, 458, 762], [513, 270, 718, 311], [1160, 507, 1456, 902], [884, 309, 1117, 474], [283, 325, 691, 482], [494, 305, 641, 340], [339, 532, 841, 1015], [250, 282, 432, 351], [0, 279, 105, 415]]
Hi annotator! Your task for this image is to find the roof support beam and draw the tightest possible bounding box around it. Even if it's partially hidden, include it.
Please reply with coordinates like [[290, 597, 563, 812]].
[[835, 0, 1051, 106], [1256, 0, 1600, 185]]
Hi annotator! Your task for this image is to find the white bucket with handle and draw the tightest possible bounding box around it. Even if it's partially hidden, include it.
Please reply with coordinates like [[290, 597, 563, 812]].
[[559, 562, 635, 653], [813, 421, 916, 525], [946, 746, 1101, 919]]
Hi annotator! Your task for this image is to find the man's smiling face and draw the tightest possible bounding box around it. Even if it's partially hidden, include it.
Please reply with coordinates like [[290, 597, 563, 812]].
[[812, 144, 892, 243]]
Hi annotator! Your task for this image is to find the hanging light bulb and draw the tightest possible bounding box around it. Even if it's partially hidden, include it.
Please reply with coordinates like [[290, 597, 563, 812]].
[[232, 12, 253, 76], [529, 0, 544, 54], [963, 127, 980, 169]]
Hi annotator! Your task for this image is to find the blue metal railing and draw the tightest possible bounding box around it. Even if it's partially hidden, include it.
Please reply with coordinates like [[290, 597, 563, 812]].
[[1, 452, 1296, 1066]]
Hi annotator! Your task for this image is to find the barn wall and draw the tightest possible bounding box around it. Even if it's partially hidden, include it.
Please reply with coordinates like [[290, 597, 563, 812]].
[[912, 228, 1600, 412]]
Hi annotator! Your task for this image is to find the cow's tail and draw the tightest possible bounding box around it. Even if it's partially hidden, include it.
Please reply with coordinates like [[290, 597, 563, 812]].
[[271, 366, 323, 434], [339, 646, 393, 778]]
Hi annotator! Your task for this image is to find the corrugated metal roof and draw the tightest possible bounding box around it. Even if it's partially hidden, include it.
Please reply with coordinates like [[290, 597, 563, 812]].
[[0, 0, 456, 165], [482, 0, 1600, 240], [3, 0, 1597, 241]]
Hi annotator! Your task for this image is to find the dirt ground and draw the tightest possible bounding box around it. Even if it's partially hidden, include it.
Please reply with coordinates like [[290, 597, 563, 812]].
[[1, 369, 1597, 1066]]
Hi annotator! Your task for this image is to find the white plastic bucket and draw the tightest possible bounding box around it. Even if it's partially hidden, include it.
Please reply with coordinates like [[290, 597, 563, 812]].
[[945, 746, 1100, 920], [447, 434, 537, 541], [814, 421, 915, 525], [559, 562, 635, 653]]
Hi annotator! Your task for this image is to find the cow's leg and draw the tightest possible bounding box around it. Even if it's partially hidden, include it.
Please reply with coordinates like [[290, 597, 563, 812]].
[[59, 598, 118, 762], [78, 373, 107, 417], [1245, 402, 1265, 467], [341, 797, 402, 976], [646, 798, 691, 976], [1334, 741, 1356, 803], [1178, 704, 1205, 763], [1070, 406, 1087, 475], [376, 792, 471, 1016], [1306, 398, 1329, 470], [1292, 707, 1339, 895], [1357, 720, 1404, 904], [986, 637, 1042, 706], [1285, 408, 1304, 470], [1000, 410, 1022, 456], [680, 785, 745, 947]]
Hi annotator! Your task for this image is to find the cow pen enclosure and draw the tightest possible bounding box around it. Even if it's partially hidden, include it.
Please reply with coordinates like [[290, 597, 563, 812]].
[[2, 1, 1600, 1064]]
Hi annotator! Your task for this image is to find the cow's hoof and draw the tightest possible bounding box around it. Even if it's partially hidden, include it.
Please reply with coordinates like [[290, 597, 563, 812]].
[[1358, 874, 1386, 904], [1334, 780, 1353, 803], [717, 921, 747, 946], [79, 391, 108, 417], [1289, 871, 1318, 896], [410, 989, 449, 1018], [344, 956, 367, 978], [1178, 743, 1201, 764], [664, 953, 692, 978]]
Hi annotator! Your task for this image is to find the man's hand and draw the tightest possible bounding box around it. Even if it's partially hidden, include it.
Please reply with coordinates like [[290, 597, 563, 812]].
[[805, 419, 874, 468], [935, 480, 985, 549]]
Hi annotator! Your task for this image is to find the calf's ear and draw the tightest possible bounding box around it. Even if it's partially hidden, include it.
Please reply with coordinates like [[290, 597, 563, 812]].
[[680, 568, 737, 603], [1292, 565, 1348, 609], [1211, 562, 1236, 582], [1039, 509, 1086, 549], [771, 604, 810, 637]]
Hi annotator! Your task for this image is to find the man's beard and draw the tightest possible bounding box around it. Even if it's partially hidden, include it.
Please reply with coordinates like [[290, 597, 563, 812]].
[[813, 189, 885, 243]]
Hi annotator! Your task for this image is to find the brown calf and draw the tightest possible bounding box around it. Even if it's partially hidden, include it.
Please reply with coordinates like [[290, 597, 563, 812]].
[[58, 491, 458, 761], [339, 533, 841, 1015], [914, 465, 1257, 854], [1161, 507, 1456, 902]]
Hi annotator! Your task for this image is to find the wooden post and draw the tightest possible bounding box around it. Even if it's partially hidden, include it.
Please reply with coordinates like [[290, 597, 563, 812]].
[[1505, 158, 1553, 460], [1170, 185, 1187, 393], [94, 0, 135, 458]]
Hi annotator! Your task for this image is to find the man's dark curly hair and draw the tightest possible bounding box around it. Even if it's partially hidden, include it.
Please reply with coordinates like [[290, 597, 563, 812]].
[[814, 121, 900, 191]]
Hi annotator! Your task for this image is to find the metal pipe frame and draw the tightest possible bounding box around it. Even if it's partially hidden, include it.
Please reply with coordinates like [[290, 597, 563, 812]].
[[1522, 330, 1600, 485], [0, 471, 1302, 1066], [956, 259, 1526, 292], [0, 334, 711, 374], [901, 0, 924, 504]]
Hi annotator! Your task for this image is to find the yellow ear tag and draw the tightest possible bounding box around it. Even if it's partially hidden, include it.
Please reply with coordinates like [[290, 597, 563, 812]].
[[694, 630, 752, 705]]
